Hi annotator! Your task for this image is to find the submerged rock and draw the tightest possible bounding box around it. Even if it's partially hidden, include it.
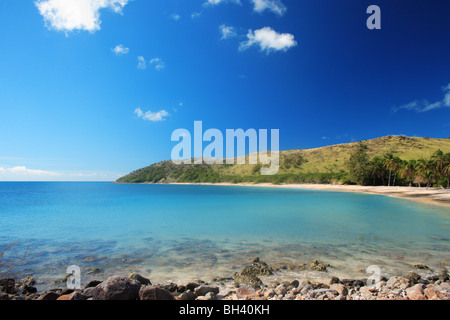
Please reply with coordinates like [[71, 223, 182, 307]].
[[232, 260, 273, 288], [307, 260, 331, 272], [0, 279, 16, 294], [272, 265, 287, 272], [240, 261, 273, 276]]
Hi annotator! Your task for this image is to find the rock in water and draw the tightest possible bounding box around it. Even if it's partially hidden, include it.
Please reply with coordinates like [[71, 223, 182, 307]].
[[93, 276, 141, 300], [0, 279, 16, 294], [307, 260, 330, 272], [240, 261, 273, 276], [413, 264, 429, 270], [139, 287, 175, 300], [84, 280, 102, 289], [232, 260, 273, 288], [128, 273, 152, 286]]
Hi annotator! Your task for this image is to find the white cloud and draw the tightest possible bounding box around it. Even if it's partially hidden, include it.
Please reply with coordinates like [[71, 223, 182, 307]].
[[394, 83, 450, 113], [69, 172, 98, 177], [239, 27, 297, 53], [204, 0, 241, 6], [112, 44, 129, 56], [171, 14, 181, 21], [149, 58, 166, 70], [444, 83, 450, 107], [251, 0, 286, 16], [205, 0, 225, 5], [35, 0, 129, 33], [137, 56, 147, 70], [191, 12, 202, 19], [134, 107, 170, 122], [219, 24, 237, 40], [0, 166, 60, 176]]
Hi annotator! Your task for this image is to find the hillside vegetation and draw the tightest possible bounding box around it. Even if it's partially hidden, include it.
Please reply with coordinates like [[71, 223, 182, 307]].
[[117, 135, 450, 186]]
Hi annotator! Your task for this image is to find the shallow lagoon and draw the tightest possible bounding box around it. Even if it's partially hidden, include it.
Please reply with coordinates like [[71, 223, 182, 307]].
[[0, 182, 449, 289]]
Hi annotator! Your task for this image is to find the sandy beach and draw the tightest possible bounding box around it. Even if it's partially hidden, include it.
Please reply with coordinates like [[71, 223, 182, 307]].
[[168, 183, 450, 208]]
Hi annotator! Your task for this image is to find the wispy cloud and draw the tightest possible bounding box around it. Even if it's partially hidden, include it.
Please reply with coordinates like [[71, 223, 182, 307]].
[[204, 0, 241, 7], [137, 56, 147, 70], [393, 83, 450, 113], [171, 14, 181, 21], [239, 27, 297, 53], [191, 12, 202, 19], [219, 24, 237, 40], [251, 0, 287, 16], [0, 166, 123, 181], [149, 57, 166, 70], [69, 172, 98, 177], [0, 166, 60, 176], [134, 107, 170, 122], [35, 0, 129, 33], [112, 44, 129, 56]]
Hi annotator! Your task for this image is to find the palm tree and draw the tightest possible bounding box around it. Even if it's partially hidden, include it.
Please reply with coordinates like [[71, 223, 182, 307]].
[[400, 159, 417, 187], [443, 153, 450, 188], [384, 153, 401, 186], [369, 156, 386, 185], [416, 158, 435, 189], [431, 150, 446, 189]]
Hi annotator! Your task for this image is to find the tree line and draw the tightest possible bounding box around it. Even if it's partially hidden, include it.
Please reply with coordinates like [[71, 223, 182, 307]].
[[346, 142, 450, 188]]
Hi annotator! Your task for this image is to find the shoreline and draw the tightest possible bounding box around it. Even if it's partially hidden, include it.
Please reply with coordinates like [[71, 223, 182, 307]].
[[2, 259, 449, 300], [164, 182, 450, 208]]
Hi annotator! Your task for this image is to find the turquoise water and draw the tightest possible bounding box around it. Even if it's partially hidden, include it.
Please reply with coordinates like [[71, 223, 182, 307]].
[[0, 182, 449, 289]]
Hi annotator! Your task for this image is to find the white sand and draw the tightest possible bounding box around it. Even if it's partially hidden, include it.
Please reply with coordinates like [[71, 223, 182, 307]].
[[169, 182, 450, 208]]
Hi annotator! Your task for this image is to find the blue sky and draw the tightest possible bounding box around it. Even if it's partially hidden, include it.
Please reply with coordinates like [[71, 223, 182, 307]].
[[0, 0, 449, 181]]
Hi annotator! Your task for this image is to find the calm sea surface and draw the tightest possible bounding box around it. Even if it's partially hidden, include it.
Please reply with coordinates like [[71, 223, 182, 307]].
[[0, 182, 449, 290]]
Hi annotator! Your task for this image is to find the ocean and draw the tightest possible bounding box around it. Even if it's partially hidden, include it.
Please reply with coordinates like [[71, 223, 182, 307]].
[[0, 182, 449, 290]]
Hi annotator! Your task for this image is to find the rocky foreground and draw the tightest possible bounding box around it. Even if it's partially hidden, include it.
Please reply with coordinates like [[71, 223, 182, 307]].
[[1, 259, 449, 301]]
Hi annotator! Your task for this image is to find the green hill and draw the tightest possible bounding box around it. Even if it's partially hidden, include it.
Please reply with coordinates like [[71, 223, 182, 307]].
[[116, 135, 450, 185]]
